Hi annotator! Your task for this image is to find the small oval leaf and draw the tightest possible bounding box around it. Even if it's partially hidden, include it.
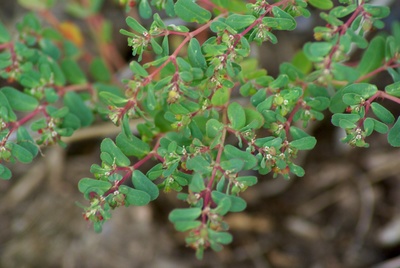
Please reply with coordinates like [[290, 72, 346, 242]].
[[131, 170, 159, 201]]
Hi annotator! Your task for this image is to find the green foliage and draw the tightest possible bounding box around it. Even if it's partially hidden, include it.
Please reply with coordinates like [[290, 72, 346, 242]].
[[174, 0, 211, 24], [1, 0, 400, 259]]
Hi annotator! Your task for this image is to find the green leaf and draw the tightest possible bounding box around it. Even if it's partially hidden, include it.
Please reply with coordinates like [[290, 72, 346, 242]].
[[63, 91, 94, 127], [290, 126, 311, 140], [212, 191, 246, 212], [47, 59, 66, 86], [131, 170, 159, 201], [174, 221, 202, 232], [371, 102, 395, 124], [39, 39, 61, 59], [125, 16, 147, 34], [339, 119, 357, 129], [290, 136, 317, 150], [210, 0, 229, 8], [139, 0, 152, 19], [174, 0, 211, 24], [250, 89, 273, 108], [306, 96, 330, 111], [367, 118, 388, 134], [236, 176, 257, 187], [342, 83, 378, 99], [211, 0, 246, 12], [119, 28, 136, 37], [265, 31, 278, 44], [1, 87, 39, 112], [166, 25, 189, 33], [308, 0, 333, 10], [388, 117, 400, 147], [99, 91, 128, 107], [262, 17, 295, 31], [271, 6, 296, 31], [17, 126, 38, 157], [100, 138, 131, 167], [30, 118, 47, 131], [165, 0, 175, 16], [363, 117, 374, 136], [90, 57, 111, 82], [385, 81, 400, 97], [206, 119, 224, 139], [331, 63, 360, 83], [0, 58, 11, 69], [44, 88, 59, 103], [329, 88, 347, 113], [162, 35, 169, 57], [0, 164, 12, 180], [60, 58, 87, 84], [357, 36, 385, 77], [19, 71, 40, 88], [116, 133, 150, 158], [208, 229, 233, 245], [119, 185, 151, 206], [343, 93, 363, 106], [78, 178, 112, 195], [220, 159, 244, 173], [188, 38, 207, 70], [289, 163, 305, 177], [0, 92, 16, 121], [150, 38, 163, 55], [364, 4, 390, 19], [9, 142, 33, 163], [212, 196, 231, 216], [291, 51, 312, 75], [244, 108, 264, 129], [228, 102, 246, 130], [62, 113, 81, 131], [224, 145, 257, 170], [100, 152, 113, 166], [0, 20, 11, 43], [303, 42, 333, 61], [225, 14, 256, 30], [210, 19, 234, 33], [331, 113, 360, 127], [189, 173, 206, 192], [211, 87, 229, 106], [330, 4, 357, 18], [393, 21, 400, 51], [169, 207, 202, 222], [347, 28, 368, 49]]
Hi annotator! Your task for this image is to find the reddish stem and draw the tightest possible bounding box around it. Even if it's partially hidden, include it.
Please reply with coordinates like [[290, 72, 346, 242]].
[[104, 136, 163, 197], [202, 122, 227, 224], [356, 60, 400, 83], [284, 100, 303, 137], [358, 90, 400, 127], [1, 105, 47, 147], [326, 4, 365, 70]]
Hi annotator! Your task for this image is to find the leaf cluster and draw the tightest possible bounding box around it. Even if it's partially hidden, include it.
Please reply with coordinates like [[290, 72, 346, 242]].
[[1, 0, 400, 259]]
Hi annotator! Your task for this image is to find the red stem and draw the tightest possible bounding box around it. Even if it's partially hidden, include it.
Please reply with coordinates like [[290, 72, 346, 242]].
[[1, 105, 46, 147], [284, 100, 303, 137], [145, 13, 228, 83], [356, 61, 400, 83], [202, 123, 227, 224], [326, 4, 364, 70], [104, 136, 163, 196], [358, 91, 400, 127]]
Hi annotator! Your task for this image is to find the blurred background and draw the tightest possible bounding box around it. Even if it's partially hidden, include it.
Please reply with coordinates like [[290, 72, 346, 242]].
[[1, 0, 400, 267]]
